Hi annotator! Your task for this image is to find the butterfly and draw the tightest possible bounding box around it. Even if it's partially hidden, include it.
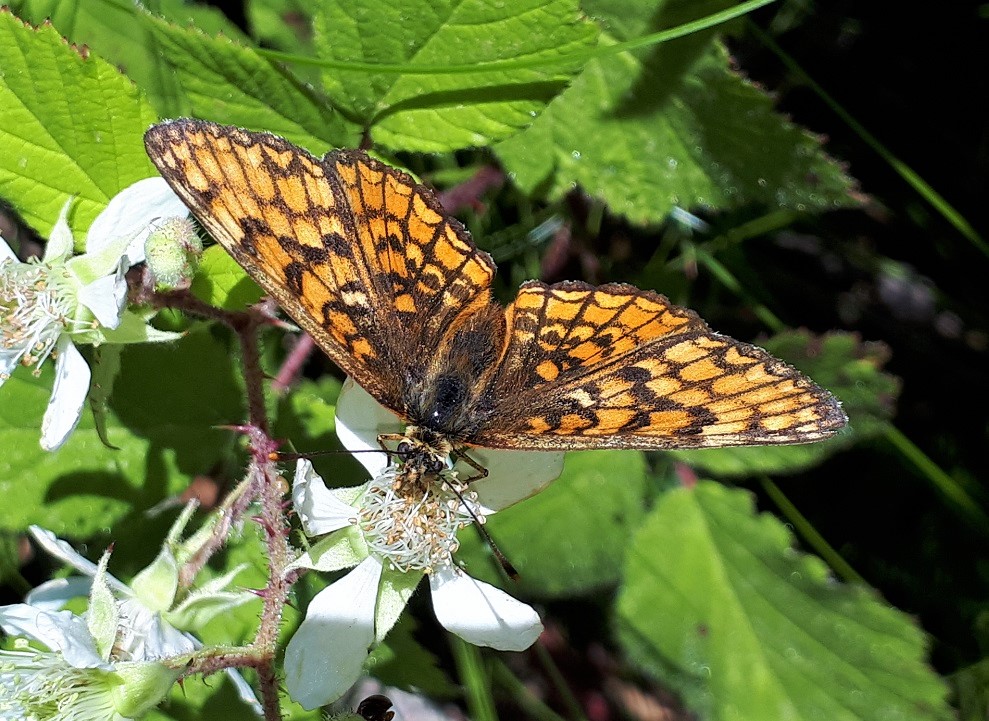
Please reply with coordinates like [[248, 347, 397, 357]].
[[144, 119, 846, 492]]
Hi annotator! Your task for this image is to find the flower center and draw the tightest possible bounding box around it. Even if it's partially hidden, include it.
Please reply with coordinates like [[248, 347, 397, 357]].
[[0, 259, 75, 378], [0, 644, 117, 721], [357, 470, 481, 573]]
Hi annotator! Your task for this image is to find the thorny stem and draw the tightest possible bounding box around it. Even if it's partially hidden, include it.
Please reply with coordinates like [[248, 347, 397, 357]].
[[154, 289, 297, 721]]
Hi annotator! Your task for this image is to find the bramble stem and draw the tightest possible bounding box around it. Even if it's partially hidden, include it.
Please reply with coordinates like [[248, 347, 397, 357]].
[[152, 288, 297, 720]]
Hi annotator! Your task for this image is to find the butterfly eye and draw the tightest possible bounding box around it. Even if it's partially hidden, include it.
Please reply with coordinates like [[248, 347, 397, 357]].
[[396, 441, 412, 458]]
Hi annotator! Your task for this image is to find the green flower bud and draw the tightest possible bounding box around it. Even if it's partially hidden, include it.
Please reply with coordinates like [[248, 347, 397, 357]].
[[111, 660, 183, 718], [131, 544, 179, 614], [144, 217, 202, 291]]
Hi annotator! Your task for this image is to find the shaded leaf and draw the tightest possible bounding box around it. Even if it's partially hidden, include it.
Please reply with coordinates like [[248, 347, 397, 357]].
[[368, 613, 457, 698], [146, 14, 360, 153], [457, 450, 648, 597], [951, 658, 989, 721], [0, 328, 242, 535], [617, 482, 951, 721], [190, 245, 265, 311], [496, 0, 856, 224], [672, 331, 898, 476]]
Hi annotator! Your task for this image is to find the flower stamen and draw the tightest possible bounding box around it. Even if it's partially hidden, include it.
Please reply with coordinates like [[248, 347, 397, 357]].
[[358, 469, 481, 573]]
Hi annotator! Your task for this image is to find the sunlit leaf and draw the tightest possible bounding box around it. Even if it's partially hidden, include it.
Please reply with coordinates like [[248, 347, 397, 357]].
[[617, 482, 951, 721]]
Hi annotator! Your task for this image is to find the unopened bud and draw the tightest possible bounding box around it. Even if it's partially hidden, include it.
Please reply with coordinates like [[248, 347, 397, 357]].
[[144, 217, 202, 291], [111, 660, 183, 718]]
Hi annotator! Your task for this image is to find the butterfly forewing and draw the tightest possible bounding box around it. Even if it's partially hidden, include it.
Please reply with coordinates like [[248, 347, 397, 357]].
[[145, 119, 495, 417]]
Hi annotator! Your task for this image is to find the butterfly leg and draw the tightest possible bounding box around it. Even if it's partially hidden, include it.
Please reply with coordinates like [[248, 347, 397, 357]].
[[376, 433, 406, 453], [452, 446, 489, 484]]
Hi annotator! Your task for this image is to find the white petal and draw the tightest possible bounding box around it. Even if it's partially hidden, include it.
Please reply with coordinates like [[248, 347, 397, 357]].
[[85, 177, 188, 265], [225, 665, 263, 714], [0, 604, 107, 668], [0, 234, 16, 262], [292, 459, 362, 536], [43, 199, 75, 262], [77, 261, 127, 329], [466, 448, 565, 513], [28, 526, 130, 595], [40, 338, 90, 451], [335, 378, 403, 476], [116, 599, 195, 660], [25, 577, 95, 611], [430, 567, 542, 651], [0, 347, 23, 389], [284, 556, 382, 710]]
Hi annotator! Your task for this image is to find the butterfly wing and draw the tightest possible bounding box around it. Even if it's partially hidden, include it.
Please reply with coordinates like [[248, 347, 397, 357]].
[[144, 119, 496, 416], [473, 281, 846, 450]]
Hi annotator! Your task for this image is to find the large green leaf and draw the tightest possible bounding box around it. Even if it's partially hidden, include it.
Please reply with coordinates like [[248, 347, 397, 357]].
[[0, 328, 242, 536], [457, 450, 649, 597], [6, 0, 246, 117], [617, 482, 951, 721], [495, 0, 856, 224], [313, 0, 598, 152], [146, 14, 360, 153], [672, 331, 899, 476], [0, 9, 158, 237]]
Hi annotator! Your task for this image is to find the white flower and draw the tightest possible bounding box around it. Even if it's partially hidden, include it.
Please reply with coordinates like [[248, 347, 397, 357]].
[[284, 379, 565, 710], [0, 546, 184, 720], [0, 178, 188, 450], [21, 523, 261, 715]]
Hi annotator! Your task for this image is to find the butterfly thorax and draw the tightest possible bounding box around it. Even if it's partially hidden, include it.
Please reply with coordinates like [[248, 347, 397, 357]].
[[402, 302, 505, 441], [392, 426, 454, 496]]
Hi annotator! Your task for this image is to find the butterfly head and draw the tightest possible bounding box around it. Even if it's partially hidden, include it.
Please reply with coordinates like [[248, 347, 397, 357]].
[[391, 426, 454, 496]]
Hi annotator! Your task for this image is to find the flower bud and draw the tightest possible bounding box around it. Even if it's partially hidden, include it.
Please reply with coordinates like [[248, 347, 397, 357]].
[[111, 660, 183, 718], [143, 217, 201, 291]]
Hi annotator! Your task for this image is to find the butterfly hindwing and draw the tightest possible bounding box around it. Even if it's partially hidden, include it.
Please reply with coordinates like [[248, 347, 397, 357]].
[[473, 281, 846, 450]]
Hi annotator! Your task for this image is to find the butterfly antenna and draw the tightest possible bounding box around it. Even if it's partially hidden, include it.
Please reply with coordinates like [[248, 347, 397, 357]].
[[442, 477, 519, 581], [270, 448, 399, 462]]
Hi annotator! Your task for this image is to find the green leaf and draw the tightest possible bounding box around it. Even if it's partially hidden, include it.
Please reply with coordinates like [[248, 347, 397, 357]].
[[672, 331, 899, 476], [0, 328, 242, 535], [273, 377, 371, 487], [457, 450, 648, 597], [146, 14, 360, 152], [495, 1, 856, 224], [0, 9, 159, 237], [313, 0, 598, 152], [89, 344, 123, 449], [190, 245, 265, 311], [617, 482, 952, 721], [368, 613, 458, 697], [247, 0, 317, 54], [6, 0, 247, 117], [951, 658, 989, 721]]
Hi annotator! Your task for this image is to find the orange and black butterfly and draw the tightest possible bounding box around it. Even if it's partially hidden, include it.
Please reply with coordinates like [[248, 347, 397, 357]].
[[144, 120, 846, 490]]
